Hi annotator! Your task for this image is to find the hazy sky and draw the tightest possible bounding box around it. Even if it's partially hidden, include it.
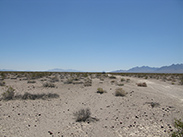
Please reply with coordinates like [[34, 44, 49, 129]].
[[0, 0, 182, 71]]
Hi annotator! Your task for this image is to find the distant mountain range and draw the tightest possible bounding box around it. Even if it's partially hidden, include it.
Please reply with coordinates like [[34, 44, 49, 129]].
[[112, 64, 183, 73], [1, 64, 183, 73], [47, 68, 81, 72]]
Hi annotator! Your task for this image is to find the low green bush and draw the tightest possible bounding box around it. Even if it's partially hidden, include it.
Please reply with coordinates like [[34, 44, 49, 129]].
[[1, 86, 15, 100], [171, 119, 183, 137], [115, 88, 127, 97]]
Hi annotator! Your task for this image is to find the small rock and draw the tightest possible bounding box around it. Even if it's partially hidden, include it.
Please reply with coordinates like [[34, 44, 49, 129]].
[[48, 131, 53, 135]]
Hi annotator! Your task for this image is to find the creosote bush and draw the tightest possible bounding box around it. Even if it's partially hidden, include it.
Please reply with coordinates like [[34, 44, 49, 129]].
[[121, 78, 125, 82], [97, 88, 106, 94], [43, 82, 55, 88], [74, 108, 91, 122], [137, 82, 147, 87], [115, 88, 127, 97], [109, 75, 116, 79], [21, 92, 59, 100], [1, 86, 15, 100], [0, 81, 5, 86], [171, 119, 183, 137], [27, 80, 36, 84]]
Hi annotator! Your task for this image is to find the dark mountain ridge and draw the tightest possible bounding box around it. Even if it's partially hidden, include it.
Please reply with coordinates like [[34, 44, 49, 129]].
[[112, 64, 183, 73]]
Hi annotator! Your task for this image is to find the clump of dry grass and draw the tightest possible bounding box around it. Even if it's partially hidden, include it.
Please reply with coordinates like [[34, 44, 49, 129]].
[[171, 119, 183, 137], [1, 86, 15, 100], [121, 78, 125, 82], [84, 79, 92, 86], [73, 108, 91, 122], [50, 76, 59, 83], [0, 81, 5, 86], [43, 82, 56, 88], [137, 82, 147, 87], [73, 108, 99, 123], [64, 79, 73, 84], [115, 88, 127, 97], [97, 88, 106, 94], [109, 75, 116, 79], [27, 80, 36, 83], [21, 92, 59, 100]]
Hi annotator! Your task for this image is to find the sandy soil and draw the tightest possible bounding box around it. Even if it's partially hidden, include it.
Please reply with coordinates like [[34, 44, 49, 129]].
[[0, 74, 183, 137]]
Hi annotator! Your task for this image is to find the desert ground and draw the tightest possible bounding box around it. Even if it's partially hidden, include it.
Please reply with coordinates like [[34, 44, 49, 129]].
[[0, 72, 183, 137]]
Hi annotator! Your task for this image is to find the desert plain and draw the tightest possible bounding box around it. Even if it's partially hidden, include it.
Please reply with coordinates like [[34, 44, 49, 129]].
[[0, 72, 183, 137]]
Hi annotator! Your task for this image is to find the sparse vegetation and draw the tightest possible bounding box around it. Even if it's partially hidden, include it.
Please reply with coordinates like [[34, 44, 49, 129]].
[[109, 75, 116, 79], [97, 88, 106, 94], [50, 76, 59, 83], [117, 83, 124, 86], [137, 82, 147, 87], [73, 108, 91, 122], [64, 79, 73, 84], [0, 81, 5, 86], [121, 78, 125, 82], [1, 86, 15, 100], [84, 79, 92, 86], [171, 119, 183, 137], [21, 92, 59, 100], [115, 88, 127, 97], [27, 80, 36, 83], [43, 82, 56, 88], [180, 76, 183, 85]]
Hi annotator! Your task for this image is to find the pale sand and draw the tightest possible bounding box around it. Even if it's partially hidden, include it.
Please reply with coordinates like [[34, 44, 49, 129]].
[[0, 74, 183, 137]]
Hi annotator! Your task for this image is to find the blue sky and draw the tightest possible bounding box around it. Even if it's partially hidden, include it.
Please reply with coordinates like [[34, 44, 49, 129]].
[[0, 0, 182, 71]]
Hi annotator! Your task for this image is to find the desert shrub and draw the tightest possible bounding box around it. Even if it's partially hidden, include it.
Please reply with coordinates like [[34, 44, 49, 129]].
[[50, 76, 59, 83], [171, 119, 183, 137], [115, 88, 127, 97], [64, 79, 73, 84], [0, 73, 6, 80], [109, 75, 116, 79], [1, 86, 15, 100], [27, 80, 36, 84], [137, 82, 147, 87], [111, 80, 116, 84], [121, 78, 125, 82], [74, 108, 91, 122], [117, 83, 124, 86], [21, 92, 59, 100], [97, 88, 106, 94], [0, 81, 5, 86], [180, 76, 183, 85], [126, 79, 130, 82], [43, 82, 55, 88], [84, 79, 92, 86]]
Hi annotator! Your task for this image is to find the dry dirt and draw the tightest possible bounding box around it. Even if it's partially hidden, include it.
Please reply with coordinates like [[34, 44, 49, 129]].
[[0, 74, 183, 137]]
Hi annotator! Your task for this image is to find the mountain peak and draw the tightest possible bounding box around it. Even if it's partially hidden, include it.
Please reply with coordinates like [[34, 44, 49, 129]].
[[113, 63, 183, 73]]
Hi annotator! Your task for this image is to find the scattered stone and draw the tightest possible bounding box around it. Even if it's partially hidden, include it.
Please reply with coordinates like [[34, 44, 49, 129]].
[[135, 116, 139, 119], [48, 131, 53, 135]]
